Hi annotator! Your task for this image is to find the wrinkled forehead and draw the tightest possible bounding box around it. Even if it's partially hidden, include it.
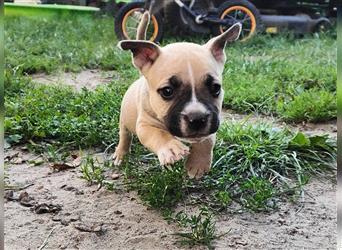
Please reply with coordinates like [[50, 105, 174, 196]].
[[147, 43, 221, 86]]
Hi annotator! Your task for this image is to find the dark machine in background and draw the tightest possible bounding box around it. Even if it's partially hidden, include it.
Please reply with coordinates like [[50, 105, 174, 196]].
[[114, 0, 337, 42]]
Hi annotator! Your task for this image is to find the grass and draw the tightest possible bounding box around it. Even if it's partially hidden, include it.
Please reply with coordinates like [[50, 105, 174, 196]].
[[5, 16, 336, 122], [171, 207, 219, 249], [5, 73, 126, 148], [276, 88, 337, 122], [80, 155, 116, 190], [5, 78, 336, 248], [222, 34, 336, 121], [4, 15, 337, 248], [119, 122, 335, 211], [5, 16, 131, 74]]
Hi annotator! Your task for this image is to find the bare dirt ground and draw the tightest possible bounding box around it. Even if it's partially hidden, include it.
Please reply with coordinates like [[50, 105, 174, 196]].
[[31, 70, 116, 91], [5, 71, 337, 249], [222, 109, 337, 139]]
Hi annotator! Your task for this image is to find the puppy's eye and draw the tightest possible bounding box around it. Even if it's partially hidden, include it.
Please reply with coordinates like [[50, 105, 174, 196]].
[[158, 86, 174, 100], [210, 84, 221, 97]]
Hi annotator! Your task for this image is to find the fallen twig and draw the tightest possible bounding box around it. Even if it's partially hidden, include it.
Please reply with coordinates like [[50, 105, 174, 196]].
[[5, 183, 34, 191], [38, 226, 56, 250]]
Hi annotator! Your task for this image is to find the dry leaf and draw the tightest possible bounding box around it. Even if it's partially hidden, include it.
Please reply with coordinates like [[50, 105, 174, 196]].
[[50, 163, 74, 171]]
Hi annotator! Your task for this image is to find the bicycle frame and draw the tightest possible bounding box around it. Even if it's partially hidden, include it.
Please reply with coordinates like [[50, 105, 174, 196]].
[[172, 0, 236, 26]]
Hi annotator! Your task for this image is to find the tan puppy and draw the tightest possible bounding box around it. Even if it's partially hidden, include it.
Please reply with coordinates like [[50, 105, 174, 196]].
[[113, 23, 242, 179]]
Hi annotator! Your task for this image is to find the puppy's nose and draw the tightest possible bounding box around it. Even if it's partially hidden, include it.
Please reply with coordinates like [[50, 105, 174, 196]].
[[184, 112, 210, 131]]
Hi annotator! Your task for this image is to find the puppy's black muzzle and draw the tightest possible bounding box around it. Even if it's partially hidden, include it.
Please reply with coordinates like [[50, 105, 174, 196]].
[[183, 112, 210, 131]]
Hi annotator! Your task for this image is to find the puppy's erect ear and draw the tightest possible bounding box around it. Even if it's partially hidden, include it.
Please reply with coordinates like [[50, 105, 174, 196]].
[[205, 23, 242, 63], [136, 11, 150, 40], [118, 40, 161, 72]]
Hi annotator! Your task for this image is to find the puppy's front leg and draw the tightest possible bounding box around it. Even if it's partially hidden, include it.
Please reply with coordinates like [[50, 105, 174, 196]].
[[136, 123, 190, 166], [185, 135, 216, 179]]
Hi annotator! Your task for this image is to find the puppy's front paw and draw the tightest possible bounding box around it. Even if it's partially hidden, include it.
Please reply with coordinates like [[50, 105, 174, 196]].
[[112, 147, 126, 166], [157, 140, 190, 166], [186, 156, 211, 179], [186, 163, 210, 179]]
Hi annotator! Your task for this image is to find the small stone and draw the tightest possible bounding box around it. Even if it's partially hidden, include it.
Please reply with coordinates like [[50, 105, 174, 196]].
[[74, 222, 104, 233], [18, 191, 29, 201], [111, 173, 120, 180], [69, 215, 80, 222], [236, 240, 247, 246], [289, 228, 298, 235], [65, 186, 77, 192], [4, 190, 15, 201], [52, 215, 62, 222], [114, 210, 122, 215], [19, 192, 35, 207], [278, 218, 286, 225], [61, 219, 70, 226], [33, 203, 62, 214], [13, 157, 24, 164], [93, 226, 102, 232]]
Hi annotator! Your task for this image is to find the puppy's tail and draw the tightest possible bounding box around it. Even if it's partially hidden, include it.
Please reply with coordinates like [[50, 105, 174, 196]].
[[136, 11, 150, 40]]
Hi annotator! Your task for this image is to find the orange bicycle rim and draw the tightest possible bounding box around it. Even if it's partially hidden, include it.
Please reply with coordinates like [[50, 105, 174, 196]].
[[220, 6, 256, 41], [122, 8, 159, 41]]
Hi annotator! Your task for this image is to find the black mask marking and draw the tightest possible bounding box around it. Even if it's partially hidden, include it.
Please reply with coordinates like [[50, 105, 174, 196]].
[[196, 74, 221, 134], [164, 74, 221, 137], [164, 84, 192, 137]]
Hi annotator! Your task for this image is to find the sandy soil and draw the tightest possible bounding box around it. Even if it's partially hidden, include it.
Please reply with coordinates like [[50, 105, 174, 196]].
[[5, 71, 337, 249], [31, 70, 116, 91], [5, 149, 189, 250], [4, 147, 336, 250]]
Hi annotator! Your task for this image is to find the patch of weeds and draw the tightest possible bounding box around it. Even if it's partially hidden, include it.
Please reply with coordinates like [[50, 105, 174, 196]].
[[80, 155, 115, 190], [121, 156, 186, 209], [214, 191, 232, 207], [172, 207, 220, 249], [26, 141, 71, 163], [276, 89, 336, 122], [240, 177, 276, 211], [197, 122, 336, 211]]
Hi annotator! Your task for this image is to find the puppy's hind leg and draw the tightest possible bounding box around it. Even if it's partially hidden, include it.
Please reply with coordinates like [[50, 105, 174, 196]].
[[113, 125, 132, 166]]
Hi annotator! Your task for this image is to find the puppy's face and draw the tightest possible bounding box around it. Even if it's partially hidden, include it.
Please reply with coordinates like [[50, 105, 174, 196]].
[[145, 46, 223, 139], [119, 24, 241, 139]]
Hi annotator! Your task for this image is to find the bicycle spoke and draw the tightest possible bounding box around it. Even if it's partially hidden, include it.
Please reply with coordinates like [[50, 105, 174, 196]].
[[130, 18, 140, 24], [127, 26, 138, 31], [234, 11, 238, 19], [242, 15, 251, 22]]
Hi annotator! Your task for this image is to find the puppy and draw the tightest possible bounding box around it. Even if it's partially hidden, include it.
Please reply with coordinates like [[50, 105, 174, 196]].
[[113, 23, 241, 179]]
